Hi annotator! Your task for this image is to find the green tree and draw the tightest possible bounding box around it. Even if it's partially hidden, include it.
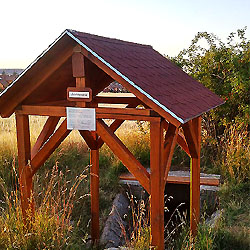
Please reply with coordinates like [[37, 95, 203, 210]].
[[172, 27, 250, 138]]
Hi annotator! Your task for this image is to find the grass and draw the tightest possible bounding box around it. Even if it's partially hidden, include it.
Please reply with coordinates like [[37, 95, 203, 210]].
[[0, 115, 151, 249], [0, 115, 249, 249]]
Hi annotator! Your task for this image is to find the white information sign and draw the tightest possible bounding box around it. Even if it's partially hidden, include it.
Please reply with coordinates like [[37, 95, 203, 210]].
[[69, 91, 90, 99], [66, 107, 96, 131]]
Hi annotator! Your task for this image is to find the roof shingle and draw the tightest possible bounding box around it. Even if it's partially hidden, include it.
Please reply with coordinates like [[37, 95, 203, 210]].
[[69, 30, 224, 123]]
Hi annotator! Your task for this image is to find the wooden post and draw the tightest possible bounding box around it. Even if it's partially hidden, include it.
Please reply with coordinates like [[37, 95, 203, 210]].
[[190, 117, 201, 236], [15, 113, 34, 220], [72, 45, 86, 108], [150, 120, 164, 250], [90, 140, 100, 242]]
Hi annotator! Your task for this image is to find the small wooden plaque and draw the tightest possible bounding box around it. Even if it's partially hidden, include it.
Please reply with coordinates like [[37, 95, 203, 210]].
[[67, 87, 92, 102]]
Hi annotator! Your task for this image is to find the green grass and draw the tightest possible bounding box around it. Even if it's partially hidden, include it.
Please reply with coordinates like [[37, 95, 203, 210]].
[[0, 115, 249, 249]]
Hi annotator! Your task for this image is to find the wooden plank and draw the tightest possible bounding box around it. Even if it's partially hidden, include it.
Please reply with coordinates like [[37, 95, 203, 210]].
[[31, 116, 60, 159], [182, 121, 198, 158], [150, 120, 164, 250], [30, 119, 70, 176], [90, 137, 100, 242], [96, 119, 150, 193], [120, 172, 220, 186], [15, 113, 34, 219], [93, 96, 141, 105], [78, 47, 181, 127], [163, 123, 178, 183], [1, 45, 73, 118], [190, 117, 201, 236]]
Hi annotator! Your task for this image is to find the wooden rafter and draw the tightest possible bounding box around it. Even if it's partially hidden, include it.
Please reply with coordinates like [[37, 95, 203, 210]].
[[31, 116, 60, 159], [96, 119, 150, 193], [30, 119, 70, 176], [163, 123, 179, 183]]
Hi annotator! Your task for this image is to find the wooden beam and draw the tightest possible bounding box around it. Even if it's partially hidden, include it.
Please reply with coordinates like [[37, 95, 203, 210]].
[[120, 173, 220, 186], [163, 120, 190, 156], [96, 119, 150, 193], [72, 47, 86, 108], [150, 120, 164, 250], [97, 119, 124, 149], [163, 123, 178, 183], [190, 117, 201, 236], [78, 47, 181, 127], [16, 105, 161, 121], [93, 96, 141, 105], [90, 134, 100, 243], [15, 113, 34, 219], [177, 131, 190, 157], [182, 121, 198, 158], [72, 47, 85, 77], [30, 119, 70, 176], [79, 130, 98, 150], [98, 113, 161, 122], [31, 116, 60, 159]]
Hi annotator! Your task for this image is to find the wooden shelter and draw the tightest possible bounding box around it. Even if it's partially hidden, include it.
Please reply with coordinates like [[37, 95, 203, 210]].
[[0, 30, 224, 249]]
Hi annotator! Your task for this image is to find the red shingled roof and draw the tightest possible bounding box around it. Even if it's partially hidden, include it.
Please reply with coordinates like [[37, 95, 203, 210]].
[[68, 30, 224, 123], [0, 30, 224, 123]]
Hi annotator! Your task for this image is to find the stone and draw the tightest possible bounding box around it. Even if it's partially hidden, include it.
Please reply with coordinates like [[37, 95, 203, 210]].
[[101, 193, 130, 248]]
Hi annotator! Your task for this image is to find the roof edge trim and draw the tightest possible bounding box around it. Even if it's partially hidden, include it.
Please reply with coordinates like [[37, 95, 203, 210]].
[[66, 30, 185, 124], [183, 100, 225, 123], [0, 30, 69, 98]]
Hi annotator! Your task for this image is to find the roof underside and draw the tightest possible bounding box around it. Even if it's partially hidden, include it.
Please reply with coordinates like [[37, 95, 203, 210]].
[[0, 29, 224, 123]]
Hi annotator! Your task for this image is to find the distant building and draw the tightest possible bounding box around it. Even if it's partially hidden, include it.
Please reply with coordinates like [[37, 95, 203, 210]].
[[0, 69, 23, 89], [103, 81, 129, 93], [0, 82, 4, 91]]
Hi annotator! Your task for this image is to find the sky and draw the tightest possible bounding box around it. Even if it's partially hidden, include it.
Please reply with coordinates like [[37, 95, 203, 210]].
[[0, 0, 249, 69]]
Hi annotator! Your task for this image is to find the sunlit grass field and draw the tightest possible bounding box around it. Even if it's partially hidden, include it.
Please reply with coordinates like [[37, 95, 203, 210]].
[[0, 115, 249, 249]]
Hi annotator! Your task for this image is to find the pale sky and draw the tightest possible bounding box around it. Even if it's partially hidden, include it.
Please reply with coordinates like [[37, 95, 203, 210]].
[[1, 0, 249, 68]]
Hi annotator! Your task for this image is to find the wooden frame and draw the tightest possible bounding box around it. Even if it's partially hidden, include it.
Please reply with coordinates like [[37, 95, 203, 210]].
[[9, 48, 204, 250]]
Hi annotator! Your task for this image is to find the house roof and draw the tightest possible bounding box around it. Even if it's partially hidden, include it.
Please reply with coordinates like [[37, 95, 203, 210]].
[[0, 29, 224, 123]]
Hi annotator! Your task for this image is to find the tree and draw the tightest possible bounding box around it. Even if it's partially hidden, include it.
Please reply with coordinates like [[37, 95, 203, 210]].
[[172, 27, 250, 138]]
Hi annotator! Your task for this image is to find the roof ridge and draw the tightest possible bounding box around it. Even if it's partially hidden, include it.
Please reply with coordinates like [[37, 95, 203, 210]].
[[68, 29, 152, 49]]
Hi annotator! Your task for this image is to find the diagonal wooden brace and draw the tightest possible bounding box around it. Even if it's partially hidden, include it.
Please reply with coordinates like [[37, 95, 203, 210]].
[[31, 116, 60, 159], [79, 130, 98, 150], [30, 119, 70, 176], [96, 119, 150, 193], [163, 123, 179, 184], [182, 120, 198, 158], [163, 120, 190, 157]]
